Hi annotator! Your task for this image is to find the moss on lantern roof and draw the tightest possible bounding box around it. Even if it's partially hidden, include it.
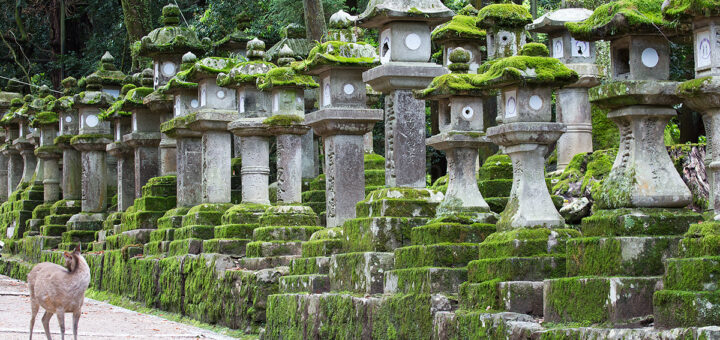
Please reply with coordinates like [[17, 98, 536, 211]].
[[566, 0, 678, 41], [216, 60, 276, 87], [294, 41, 378, 72], [215, 29, 254, 49], [470, 55, 578, 88], [663, 0, 720, 20], [432, 15, 486, 43], [0, 91, 22, 107], [476, 3, 533, 29], [47, 96, 74, 113], [184, 57, 238, 82], [136, 22, 208, 58], [30, 111, 58, 127], [357, 0, 454, 28], [90, 65, 126, 87], [417, 73, 495, 99], [73, 90, 115, 108], [676, 76, 712, 97], [257, 67, 319, 90], [265, 38, 314, 63], [263, 114, 304, 126], [99, 87, 153, 121]]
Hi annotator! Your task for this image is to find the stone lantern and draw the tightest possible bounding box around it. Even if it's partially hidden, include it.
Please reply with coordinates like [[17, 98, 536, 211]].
[[299, 14, 384, 227], [122, 69, 161, 200], [102, 84, 134, 211], [476, 3, 532, 60], [183, 56, 238, 204], [1, 97, 24, 197], [0, 82, 23, 201], [138, 3, 209, 176], [31, 108, 62, 204], [257, 45, 318, 203], [265, 24, 314, 64], [527, 8, 598, 171], [431, 5, 486, 73], [417, 48, 497, 222], [51, 77, 82, 207], [220, 39, 276, 205], [359, 0, 452, 188], [14, 93, 42, 186], [215, 13, 254, 57], [94, 52, 127, 98], [67, 74, 115, 229], [159, 53, 203, 208], [665, 2, 720, 220], [485, 44, 578, 229]]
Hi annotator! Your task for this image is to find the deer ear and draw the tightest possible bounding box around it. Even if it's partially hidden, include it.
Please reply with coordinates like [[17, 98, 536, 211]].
[[63, 251, 71, 258], [75, 243, 81, 253]]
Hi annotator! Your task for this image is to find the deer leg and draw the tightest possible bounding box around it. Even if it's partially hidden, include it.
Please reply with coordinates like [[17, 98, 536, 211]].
[[29, 301, 39, 340], [72, 311, 80, 340], [55, 310, 65, 340], [41, 311, 53, 340]]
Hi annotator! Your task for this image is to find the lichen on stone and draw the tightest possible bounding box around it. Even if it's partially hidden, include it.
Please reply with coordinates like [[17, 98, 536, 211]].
[[676, 76, 712, 97]]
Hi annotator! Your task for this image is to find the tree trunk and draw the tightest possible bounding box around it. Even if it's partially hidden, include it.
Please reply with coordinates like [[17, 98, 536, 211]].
[[303, 0, 327, 42], [121, 0, 152, 70]]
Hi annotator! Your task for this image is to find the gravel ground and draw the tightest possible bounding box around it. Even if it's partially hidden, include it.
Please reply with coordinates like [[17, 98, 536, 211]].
[[0, 274, 238, 339]]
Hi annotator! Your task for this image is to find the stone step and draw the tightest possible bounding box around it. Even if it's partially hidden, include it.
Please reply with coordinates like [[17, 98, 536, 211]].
[[50, 201, 81, 215], [301, 239, 344, 257], [61, 230, 96, 243], [144, 241, 171, 255], [653, 290, 720, 329], [214, 223, 257, 239], [305, 202, 325, 215], [394, 244, 479, 269], [168, 238, 203, 256], [157, 207, 189, 229], [237, 255, 298, 271], [220, 204, 268, 225], [23, 230, 40, 237], [42, 224, 66, 237], [259, 205, 319, 227], [543, 276, 662, 324], [202, 238, 251, 255], [289, 256, 331, 275], [174, 225, 215, 240], [120, 211, 165, 232], [664, 256, 720, 291], [150, 228, 174, 242], [566, 236, 681, 277], [26, 218, 44, 231], [301, 190, 325, 204], [357, 199, 438, 218], [279, 274, 330, 294], [329, 252, 394, 294], [91, 241, 105, 252], [14, 200, 43, 211], [57, 241, 92, 252], [96, 229, 114, 241], [478, 229, 579, 259], [44, 214, 73, 226], [246, 241, 303, 258], [467, 256, 566, 283], [478, 179, 513, 198], [580, 208, 701, 237], [182, 203, 234, 227], [120, 229, 153, 245], [253, 226, 324, 242], [459, 281, 544, 316], [133, 196, 176, 211], [66, 219, 104, 231], [364, 154, 385, 170], [411, 222, 495, 245], [364, 169, 385, 186], [384, 267, 467, 294], [343, 217, 429, 252]]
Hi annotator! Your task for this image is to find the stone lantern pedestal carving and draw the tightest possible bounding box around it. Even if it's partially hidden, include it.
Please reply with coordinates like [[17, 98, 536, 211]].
[[299, 30, 383, 227], [527, 8, 598, 171]]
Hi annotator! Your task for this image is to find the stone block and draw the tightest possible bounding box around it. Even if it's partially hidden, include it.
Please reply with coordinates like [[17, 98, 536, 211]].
[[144, 241, 170, 255], [411, 222, 495, 245], [168, 238, 203, 255], [459, 281, 500, 310], [174, 225, 215, 240], [182, 203, 234, 227], [133, 196, 176, 211], [237, 255, 298, 271], [142, 184, 176, 197], [566, 236, 681, 276], [149, 228, 174, 242], [664, 256, 720, 291], [478, 228, 580, 259], [119, 229, 153, 246], [202, 238, 250, 255], [279, 274, 330, 294], [384, 267, 467, 294], [301, 239, 344, 257], [301, 190, 325, 203], [678, 222, 720, 257], [259, 205, 319, 227], [654, 290, 720, 329], [61, 230, 96, 243], [329, 252, 394, 294], [50, 200, 81, 215], [42, 225, 66, 237], [580, 208, 702, 236], [343, 217, 429, 252], [220, 203, 268, 225], [157, 207, 189, 229], [394, 244, 479, 269], [467, 256, 566, 283], [253, 226, 324, 242], [544, 276, 662, 324], [246, 241, 303, 258], [478, 179, 513, 198], [121, 211, 166, 231], [44, 214, 73, 226], [214, 223, 257, 239], [290, 256, 331, 275]]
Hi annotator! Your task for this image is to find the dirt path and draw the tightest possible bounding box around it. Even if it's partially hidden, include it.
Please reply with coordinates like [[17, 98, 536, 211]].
[[0, 274, 239, 339]]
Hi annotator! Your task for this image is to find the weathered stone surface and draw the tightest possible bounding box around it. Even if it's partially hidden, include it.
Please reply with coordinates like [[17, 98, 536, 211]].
[[279, 274, 330, 294], [566, 236, 681, 276], [559, 197, 591, 223], [384, 267, 467, 294], [329, 252, 394, 294]]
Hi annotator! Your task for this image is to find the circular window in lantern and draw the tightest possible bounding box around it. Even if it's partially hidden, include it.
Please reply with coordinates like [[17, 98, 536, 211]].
[[217, 90, 226, 99], [405, 33, 421, 51], [641, 48, 659, 68], [65, 116, 72, 123], [191, 99, 199, 108], [461, 106, 474, 120], [343, 84, 355, 95], [529, 95, 543, 111], [161, 62, 177, 77], [86, 115, 99, 128]]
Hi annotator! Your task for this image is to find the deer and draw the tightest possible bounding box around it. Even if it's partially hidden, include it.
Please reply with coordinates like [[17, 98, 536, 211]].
[[27, 243, 90, 340]]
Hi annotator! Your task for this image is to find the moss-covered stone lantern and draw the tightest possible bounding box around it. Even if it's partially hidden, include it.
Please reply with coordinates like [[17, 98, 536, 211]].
[[483, 45, 577, 229], [527, 8, 598, 171], [359, 0, 452, 188], [68, 74, 115, 230], [220, 39, 276, 205], [417, 48, 498, 222], [18, 87, 55, 189], [265, 24, 314, 64], [91, 52, 127, 99], [476, 3, 532, 60], [257, 46, 318, 203], [432, 5, 486, 73], [0, 95, 24, 198], [30, 105, 61, 204], [0, 81, 23, 201], [183, 56, 238, 204], [298, 13, 384, 227], [50, 77, 81, 206]]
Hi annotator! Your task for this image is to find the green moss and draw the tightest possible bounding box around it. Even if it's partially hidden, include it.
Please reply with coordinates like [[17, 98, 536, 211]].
[[54, 134, 75, 145], [663, 0, 720, 20], [565, 0, 678, 40], [394, 243, 479, 268], [34, 145, 61, 156], [544, 277, 611, 324], [69, 134, 113, 145], [591, 106, 618, 150], [185, 57, 238, 81], [677, 76, 712, 97], [565, 236, 677, 276], [295, 41, 378, 71], [476, 4, 532, 28], [591, 166, 636, 209], [520, 43, 549, 57], [257, 67, 319, 90], [30, 111, 59, 127], [262, 114, 304, 126], [653, 290, 720, 328], [216, 61, 276, 87], [372, 294, 434, 340], [580, 208, 701, 236], [432, 15, 486, 42]]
